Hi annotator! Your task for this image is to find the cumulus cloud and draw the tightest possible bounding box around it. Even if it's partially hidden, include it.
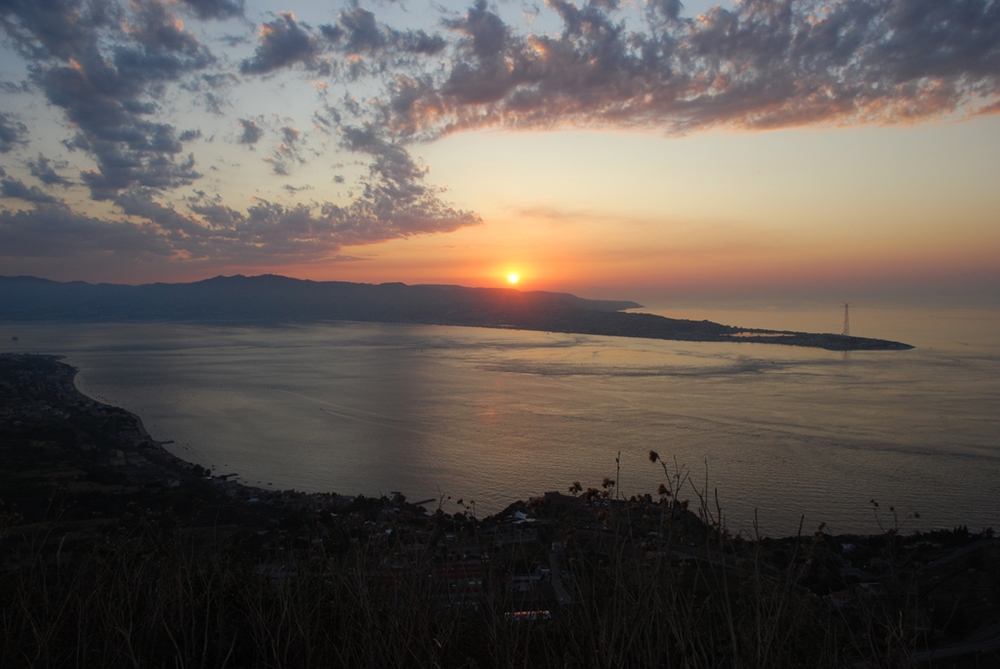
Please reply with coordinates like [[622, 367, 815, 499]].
[[333, 5, 445, 57], [2, 0, 212, 200], [238, 118, 264, 145], [116, 190, 214, 246], [179, 0, 245, 21], [1, 175, 61, 204], [214, 121, 479, 252], [374, 0, 1000, 139], [236, 5, 448, 80], [3, 0, 999, 277], [183, 167, 477, 257], [393, 29, 446, 56], [187, 184, 477, 256], [0, 203, 171, 258], [240, 12, 323, 74], [28, 154, 74, 186], [0, 0, 111, 61], [338, 6, 387, 55], [1, 155, 478, 264], [123, 1, 204, 56], [264, 125, 307, 174], [0, 112, 28, 153], [311, 123, 480, 243]]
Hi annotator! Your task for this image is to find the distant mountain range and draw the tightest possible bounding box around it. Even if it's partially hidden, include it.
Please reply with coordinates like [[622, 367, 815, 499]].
[[0, 275, 913, 350]]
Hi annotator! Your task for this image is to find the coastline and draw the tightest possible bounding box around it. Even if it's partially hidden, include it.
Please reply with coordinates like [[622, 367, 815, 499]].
[[0, 350, 987, 543], [0, 274, 916, 351], [6, 321, 991, 538], [2, 352, 999, 666]]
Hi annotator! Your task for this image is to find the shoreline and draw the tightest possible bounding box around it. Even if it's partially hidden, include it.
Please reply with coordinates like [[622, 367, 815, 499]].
[[0, 352, 985, 540], [0, 353, 371, 522], [3, 352, 999, 665]]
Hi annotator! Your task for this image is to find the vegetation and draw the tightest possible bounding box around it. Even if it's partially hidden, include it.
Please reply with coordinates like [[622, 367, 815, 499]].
[[2, 354, 995, 668]]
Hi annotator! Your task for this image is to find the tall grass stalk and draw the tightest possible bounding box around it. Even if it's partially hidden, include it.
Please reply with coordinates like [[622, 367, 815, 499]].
[[1, 469, 937, 668]]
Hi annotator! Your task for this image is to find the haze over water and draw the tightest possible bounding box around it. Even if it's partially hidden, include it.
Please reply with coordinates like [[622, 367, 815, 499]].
[[3, 304, 998, 537]]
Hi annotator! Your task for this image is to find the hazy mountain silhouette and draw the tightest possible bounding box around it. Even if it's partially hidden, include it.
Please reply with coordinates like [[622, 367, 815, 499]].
[[0, 275, 912, 350]]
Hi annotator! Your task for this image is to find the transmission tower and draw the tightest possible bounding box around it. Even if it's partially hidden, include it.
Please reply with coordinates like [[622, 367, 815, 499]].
[[842, 303, 851, 337]]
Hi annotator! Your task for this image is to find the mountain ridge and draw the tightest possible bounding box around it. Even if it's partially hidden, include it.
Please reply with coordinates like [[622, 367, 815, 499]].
[[0, 274, 913, 350]]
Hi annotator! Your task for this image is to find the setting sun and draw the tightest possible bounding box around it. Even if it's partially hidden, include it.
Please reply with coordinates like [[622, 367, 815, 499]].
[[507, 272, 520, 285]]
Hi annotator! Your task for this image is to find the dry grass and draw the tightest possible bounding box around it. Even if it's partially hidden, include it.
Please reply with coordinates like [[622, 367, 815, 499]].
[[0, 459, 946, 668]]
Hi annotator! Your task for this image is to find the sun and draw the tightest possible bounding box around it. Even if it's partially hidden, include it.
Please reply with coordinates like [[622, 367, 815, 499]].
[[507, 272, 520, 285]]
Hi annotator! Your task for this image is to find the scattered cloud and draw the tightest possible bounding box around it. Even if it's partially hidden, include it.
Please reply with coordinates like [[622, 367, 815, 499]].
[[376, 0, 1000, 138], [237, 118, 264, 145], [1, 175, 61, 204], [27, 154, 74, 187], [3, 0, 213, 200], [0, 203, 171, 258], [1, 0, 998, 277], [266, 125, 306, 174], [1, 162, 477, 265], [338, 6, 388, 55], [0, 112, 28, 153], [180, 72, 240, 114], [178, 0, 245, 21], [235, 5, 449, 81], [239, 12, 324, 74]]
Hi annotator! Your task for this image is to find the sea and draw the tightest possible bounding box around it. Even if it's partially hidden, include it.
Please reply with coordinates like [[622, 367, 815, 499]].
[[2, 304, 998, 538]]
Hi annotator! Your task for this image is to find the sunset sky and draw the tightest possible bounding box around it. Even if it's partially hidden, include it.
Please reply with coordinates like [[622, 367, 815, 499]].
[[1, 0, 998, 305]]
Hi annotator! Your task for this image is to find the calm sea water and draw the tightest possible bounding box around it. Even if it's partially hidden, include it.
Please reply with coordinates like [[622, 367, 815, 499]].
[[3, 305, 998, 537]]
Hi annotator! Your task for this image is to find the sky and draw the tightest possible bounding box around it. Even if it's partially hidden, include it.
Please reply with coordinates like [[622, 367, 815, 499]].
[[1, 0, 999, 306]]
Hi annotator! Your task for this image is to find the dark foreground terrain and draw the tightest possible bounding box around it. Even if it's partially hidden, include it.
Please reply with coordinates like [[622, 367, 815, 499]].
[[0, 274, 914, 351], [3, 353, 993, 668]]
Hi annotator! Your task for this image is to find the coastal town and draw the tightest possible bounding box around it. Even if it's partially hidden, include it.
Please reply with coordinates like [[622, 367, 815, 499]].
[[2, 352, 997, 667]]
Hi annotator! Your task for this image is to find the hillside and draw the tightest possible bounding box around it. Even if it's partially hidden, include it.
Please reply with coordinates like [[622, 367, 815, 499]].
[[0, 274, 913, 350], [1, 353, 994, 668]]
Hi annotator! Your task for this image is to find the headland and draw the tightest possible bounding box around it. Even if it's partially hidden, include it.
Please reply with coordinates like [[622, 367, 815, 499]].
[[0, 274, 914, 351]]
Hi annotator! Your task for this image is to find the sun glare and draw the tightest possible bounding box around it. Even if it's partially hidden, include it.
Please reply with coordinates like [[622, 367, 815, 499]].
[[507, 272, 520, 285]]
